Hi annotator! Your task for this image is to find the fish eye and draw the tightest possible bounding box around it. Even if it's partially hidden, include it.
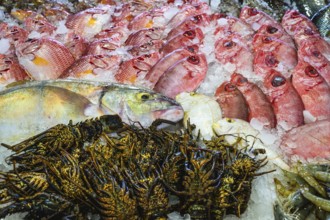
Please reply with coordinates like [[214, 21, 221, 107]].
[[265, 54, 278, 67], [305, 66, 319, 77], [183, 30, 195, 39], [262, 36, 272, 43], [223, 40, 236, 48], [137, 92, 151, 101], [225, 83, 236, 92], [312, 50, 321, 58], [235, 75, 248, 86], [248, 8, 258, 16], [192, 15, 202, 23], [266, 26, 278, 34], [271, 76, 286, 87], [187, 55, 200, 64]]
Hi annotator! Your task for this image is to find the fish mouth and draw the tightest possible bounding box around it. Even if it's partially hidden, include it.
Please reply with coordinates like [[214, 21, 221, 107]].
[[152, 105, 184, 122]]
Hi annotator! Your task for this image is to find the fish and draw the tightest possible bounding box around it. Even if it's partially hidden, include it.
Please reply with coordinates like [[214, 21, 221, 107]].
[[125, 27, 164, 47], [252, 24, 296, 51], [154, 53, 208, 98], [176, 92, 222, 140], [263, 70, 304, 130], [65, 6, 112, 40], [11, 9, 56, 36], [161, 28, 204, 55], [298, 40, 330, 85], [0, 23, 28, 54], [311, 4, 330, 38], [253, 48, 297, 79], [214, 81, 249, 121], [86, 38, 120, 55], [281, 10, 319, 38], [0, 79, 184, 143], [114, 52, 161, 84], [55, 32, 89, 60], [15, 38, 75, 80], [291, 60, 330, 122], [239, 6, 282, 31], [166, 13, 211, 40], [214, 16, 255, 46], [144, 48, 194, 88], [280, 119, 330, 163], [215, 34, 254, 76], [0, 55, 30, 85], [128, 6, 170, 30], [231, 73, 276, 129], [61, 54, 122, 81], [212, 117, 289, 170], [166, 2, 210, 29]]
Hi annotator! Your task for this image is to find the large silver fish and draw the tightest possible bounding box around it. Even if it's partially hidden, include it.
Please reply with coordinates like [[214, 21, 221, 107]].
[[0, 79, 183, 144]]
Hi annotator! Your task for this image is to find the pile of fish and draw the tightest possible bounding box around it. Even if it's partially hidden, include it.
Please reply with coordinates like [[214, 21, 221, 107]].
[[0, 115, 269, 219], [0, 0, 330, 219]]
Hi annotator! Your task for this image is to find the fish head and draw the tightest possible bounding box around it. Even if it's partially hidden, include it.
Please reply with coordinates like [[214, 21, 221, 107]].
[[231, 73, 249, 88], [100, 85, 184, 126], [17, 39, 41, 57], [294, 61, 324, 88], [215, 81, 239, 97], [263, 70, 288, 97]]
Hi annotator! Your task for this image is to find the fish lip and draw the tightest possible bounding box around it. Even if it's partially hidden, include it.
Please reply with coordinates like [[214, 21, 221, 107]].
[[152, 105, 184, 122]]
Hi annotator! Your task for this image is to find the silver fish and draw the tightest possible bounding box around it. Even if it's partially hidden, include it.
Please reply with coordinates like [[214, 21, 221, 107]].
[[0, 79, 183, 143]]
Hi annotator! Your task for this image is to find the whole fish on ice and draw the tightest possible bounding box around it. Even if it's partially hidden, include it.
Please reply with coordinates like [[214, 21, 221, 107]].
[[0, 80, 184, 143]]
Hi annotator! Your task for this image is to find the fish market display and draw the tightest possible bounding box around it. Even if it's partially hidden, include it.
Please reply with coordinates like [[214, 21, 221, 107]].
[[0, 116, 269, 219], [0, 80, 183, 143], [0, 0, 330, 219]]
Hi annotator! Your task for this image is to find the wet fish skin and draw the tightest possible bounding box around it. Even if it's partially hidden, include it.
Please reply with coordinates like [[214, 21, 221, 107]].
[[281, 119, 330, 162], [263, 70, 304, 130], [154, 53, 208, 98], [311, 4, 330, 38], [144, 48, 194, 88], [61, 54, 121, 80], [86, 38, 119, 55], [214, 81, 249, 121], [0, 79, 184, 142], [231, 73, 276, 128], [161, 28, 204, 55], [114, 52, 161, 85], [0, 55, 30, 85], [215, 34, 254, 76], [291, 60, 330, 121], [15, 38, 75, 80]]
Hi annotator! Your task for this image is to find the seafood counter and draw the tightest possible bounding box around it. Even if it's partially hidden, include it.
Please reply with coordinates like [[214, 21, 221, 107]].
[[0, 0, 330, 219]]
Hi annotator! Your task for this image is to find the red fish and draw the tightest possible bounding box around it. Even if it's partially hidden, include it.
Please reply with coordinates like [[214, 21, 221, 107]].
[[281, 119, 330, 162], [253, 50, 297, 79], [214, 81, 249, 121], [239, 6, 282, 31], [16, 38, 75, 80], [253, 25, 296, 51], [167, 2, 210, 29], [86, 38, 119, 55], [166, 14, 210, 40], [291, 61, 330, 121], [298, 41, 330, 85], [161, 28, 204, 55], [144, 48, 194, 88], [128, 6, 170, 30], [154, 53, 208, 98], [11, 9, 56, 36], [263, 70, 304, 130], [61, 54, 121, 80], [94, 21, 129, 44], [125, 27, 164, 46], [214, 16, 254, 46], [65, 6, 112, 40], [0, 23, 28, 44], [281, 10, 319, 37], [0, 54, 30, 84], [55, 32, 88, 60], [115, 52, 161, 84], [215, 35, 254, 76], [231, 73, 276, 128]]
